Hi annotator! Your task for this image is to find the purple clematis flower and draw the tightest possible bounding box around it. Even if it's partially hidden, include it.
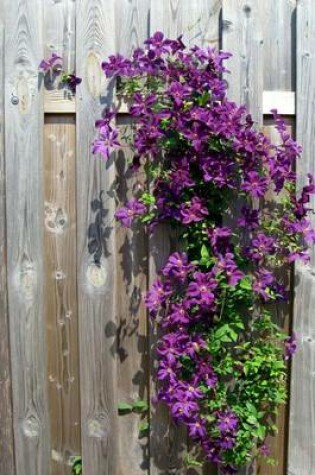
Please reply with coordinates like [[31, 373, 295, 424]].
[[162, 302, 190, 327], [39, 52, 63, 73], [187, 271, 217, 307], [144, 278, 171, 316], [144, 31, 172, 55], [92, 129, 120, 160], [217, 410, 239, 433], [180, 197, 209, 224], [162, 252, 194, 281], [62, 73, 82, 92], [171, 399, 199, 420], [284, 332, 297, 360], [252, 269, 274, 301], [249, 233, 276, 261], [115, 199, 146, 227], [214, 253, 244, 287], [241, 171, 269, 198], [187, 418, 207, 439], [168, 81, 191, 107]]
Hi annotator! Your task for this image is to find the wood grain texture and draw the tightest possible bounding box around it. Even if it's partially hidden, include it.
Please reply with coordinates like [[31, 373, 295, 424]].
[[262, 0, 296, 91], [115, 5, 150, 473], [150, 0, 222, 48], [4, 0, 50, 474], [288, 1, 315, 474], [76, 1, 118, 473], [43, 0, 76, 117], [0, 7, 15, 475], [222, 0, 264, 126], [44, 115, 81, 474], [115, 119, 149, 474]]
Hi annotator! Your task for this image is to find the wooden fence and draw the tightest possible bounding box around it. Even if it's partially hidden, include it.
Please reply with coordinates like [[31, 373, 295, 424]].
[[0, 1, 313, 474]]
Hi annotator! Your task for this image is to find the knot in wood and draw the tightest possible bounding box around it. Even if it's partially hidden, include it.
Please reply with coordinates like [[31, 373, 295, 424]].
[[22, 415, 40, 439]]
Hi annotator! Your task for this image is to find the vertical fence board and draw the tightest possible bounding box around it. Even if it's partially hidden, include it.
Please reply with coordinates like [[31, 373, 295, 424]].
[[115, 118, 149, 474], [289, 1, 315, 474], [262, 0, 296, 92], [115, 4, 150, 473], [76, 1, 118, 474], [0, 5, 15, 474], [150, 0, 222, 48], [43, 0, 76, 112], [4, 0, 50, 474], [44, 115, 81, 474], [43, 3, 80, 473], [222, 0, 263, 126]]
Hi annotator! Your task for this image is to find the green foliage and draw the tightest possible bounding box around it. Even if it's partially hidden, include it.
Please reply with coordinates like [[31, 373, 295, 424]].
[[118, 399, 149, 414], [71, 456, 82, 475]]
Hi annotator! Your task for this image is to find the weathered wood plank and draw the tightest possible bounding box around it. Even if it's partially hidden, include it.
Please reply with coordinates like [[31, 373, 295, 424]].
[[289, 1, 315, 474], [222, 0, 264, 126], [262, 0, 296, 91], [76, 1, 118, 473], [115, 118, 149, 474], [4, 0, 50, 474], [150, 0, 222, 48], [43, 0, 76, 116], [115, 5, 150, 473], [44, 115, 81, 475], [0, 6, 15, 475]]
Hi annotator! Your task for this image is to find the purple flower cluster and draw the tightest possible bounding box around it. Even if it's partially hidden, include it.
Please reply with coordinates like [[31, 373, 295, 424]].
[[39, 52, 63, 73], [95, 31, 315, 472], [39, 53, 82, 92]]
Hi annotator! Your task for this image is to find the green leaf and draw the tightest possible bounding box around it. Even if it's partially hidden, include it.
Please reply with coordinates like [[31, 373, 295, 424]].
[[118, 402, 133, 413], [201, 244, 210, 260], [132, 400, 149, 412], [139, 421, 150, 433], [239, 276, 252, 291], [70, 456, 82, 475], [247, 415, 258, 425], [140, 192, 155, 205]]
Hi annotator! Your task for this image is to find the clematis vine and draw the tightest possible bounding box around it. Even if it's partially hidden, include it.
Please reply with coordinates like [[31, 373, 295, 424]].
[[39, 53, 82, 93], [93, 32, 314, 472]]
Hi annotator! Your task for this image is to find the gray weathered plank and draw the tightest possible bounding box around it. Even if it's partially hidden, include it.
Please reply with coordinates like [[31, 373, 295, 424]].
[[288, 1, 315, 474], [4, 0, 50, 474], [222, 0, 264, 126], [44, 115, 81, 475], [150, 0, 222, 48], [115, 119, 149, 474], [0, 6, 15, 475], [43, 0, 76, 114], [115, 5, 150, 473], [262, 0, 296, 91], [43, 2, 80, 472], [76, 1, 118, 473]]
